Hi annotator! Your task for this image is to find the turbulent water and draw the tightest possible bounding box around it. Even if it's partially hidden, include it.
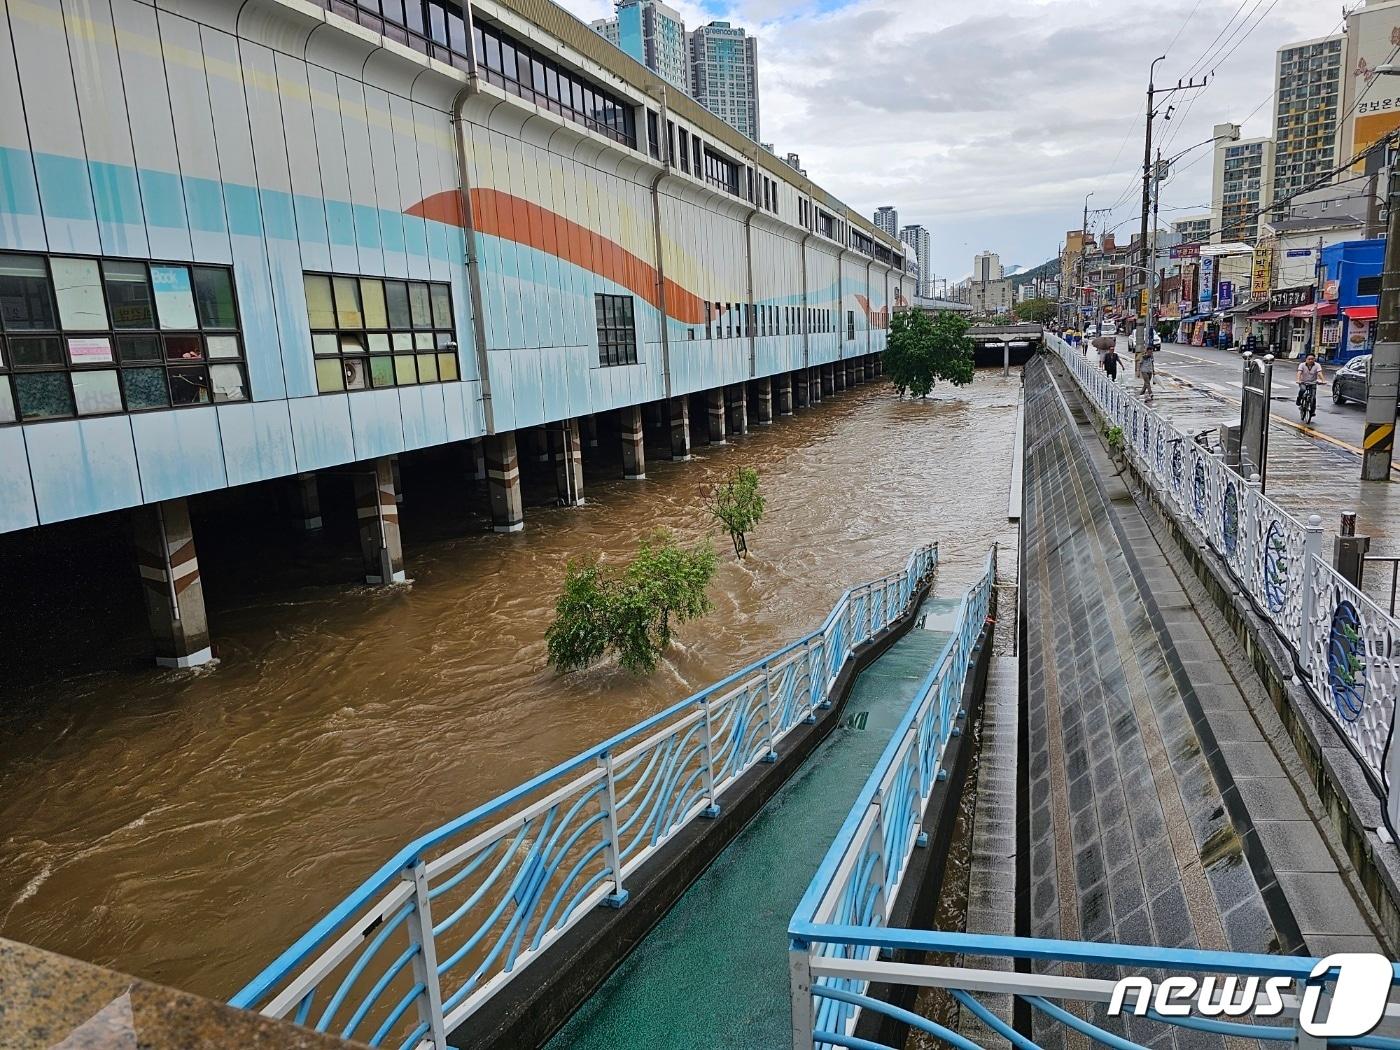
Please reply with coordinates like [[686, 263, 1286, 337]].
[[0, 373, 1020, 999]]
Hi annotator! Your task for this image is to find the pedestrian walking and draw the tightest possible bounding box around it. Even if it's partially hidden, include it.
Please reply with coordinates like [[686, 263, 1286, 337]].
[[1138, 345, 1156, 401], [1101, 346, 1121, 382]]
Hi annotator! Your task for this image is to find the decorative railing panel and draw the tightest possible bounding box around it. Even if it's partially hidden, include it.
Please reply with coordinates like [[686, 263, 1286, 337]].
[[1049, 335, 1397, 825], [789, 550, 995, 1049], [233, 545, 938, 1049]]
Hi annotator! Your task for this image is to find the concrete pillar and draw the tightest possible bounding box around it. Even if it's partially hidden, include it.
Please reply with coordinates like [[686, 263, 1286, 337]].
[[354, 457, 406, 584], [132, 498, 213, 668], [552, 419, 585, 505], [875, 353, 883, 376], [533, 426, 550, 463], [670, 396, 692, 460], [792, 370, 808, 409], [485, 433, 524, 533], [290, 472, 322, 532], [581, 414, 599, 449], [465, 439, 487, 482], [826, 363, 839, 394], [846, 360, 857, 386], [865, 357, 876, 381], [619, 405, 646, 480], [389, 455, 403, 504], [811, 366, 825, 403], [727, 384, 748, 435], [776, 373, 794, 415], [754, 377, 774, 424], [707, 388, 728, 445]]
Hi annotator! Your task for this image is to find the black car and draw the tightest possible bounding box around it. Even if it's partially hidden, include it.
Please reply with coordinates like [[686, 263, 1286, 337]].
[[1333, 355, 1370, 406]]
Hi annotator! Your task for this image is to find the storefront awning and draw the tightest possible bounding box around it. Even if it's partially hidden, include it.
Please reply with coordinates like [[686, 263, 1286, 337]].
[[1251, 309, 1292, 321], [1344, 305, 1378, 321], [1290, 302, 1337, 318]]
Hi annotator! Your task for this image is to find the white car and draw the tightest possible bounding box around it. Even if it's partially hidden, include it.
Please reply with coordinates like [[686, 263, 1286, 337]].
[[1127, 328, 1161, 351], [1101, 320, 1119, 336]]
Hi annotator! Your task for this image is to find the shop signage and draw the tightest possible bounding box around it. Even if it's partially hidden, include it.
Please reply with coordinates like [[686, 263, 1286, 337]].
[[1219, 281, 1234, 309], [1200, 256, 1215, 311], [1171, 243, 1201, 259], [1286, 248, 1314, 258], [1325, 279, 1340, 301], [1251, 241, 1275, 299], [1269, 285, 1313, 310]]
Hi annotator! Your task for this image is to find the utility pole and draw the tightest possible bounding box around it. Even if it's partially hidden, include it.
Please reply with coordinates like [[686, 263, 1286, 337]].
[[1137, 58, 1208, 358], [1363, 170, 1400, 479]]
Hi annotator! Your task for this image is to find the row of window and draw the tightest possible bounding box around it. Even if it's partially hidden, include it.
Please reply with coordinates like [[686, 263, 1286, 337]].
[[693, 301, 878, 341], [0, 253, 248, 424]]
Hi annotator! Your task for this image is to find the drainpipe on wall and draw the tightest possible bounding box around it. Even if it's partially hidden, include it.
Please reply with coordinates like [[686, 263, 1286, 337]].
[[647, 84, 674, 399], [865, 259, 873, 353], [800, 231, 814, 369], [451, 2, 496, 432], [744, 204, 758, 378]]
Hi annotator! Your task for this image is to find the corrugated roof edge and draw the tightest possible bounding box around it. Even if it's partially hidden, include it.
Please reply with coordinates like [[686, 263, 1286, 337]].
[[496, 0, 903, 254]]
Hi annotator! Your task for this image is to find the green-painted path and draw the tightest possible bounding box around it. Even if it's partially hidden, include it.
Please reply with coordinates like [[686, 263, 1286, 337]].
[[544, 596, 963, 1050]]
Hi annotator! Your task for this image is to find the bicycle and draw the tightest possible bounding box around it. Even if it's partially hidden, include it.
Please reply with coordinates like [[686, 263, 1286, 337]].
[[1297, 382, 1317, 425]]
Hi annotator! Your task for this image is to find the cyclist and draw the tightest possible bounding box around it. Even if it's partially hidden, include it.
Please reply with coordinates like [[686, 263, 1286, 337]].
[[1296, 353, 1326, 424]]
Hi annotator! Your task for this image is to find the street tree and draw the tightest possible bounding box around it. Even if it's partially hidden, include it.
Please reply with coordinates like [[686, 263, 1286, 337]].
[[1014, 297, 1057, 325], [885, 309, 976, 399], [710, 467, 765, 558], [546, 529, 717, 675]]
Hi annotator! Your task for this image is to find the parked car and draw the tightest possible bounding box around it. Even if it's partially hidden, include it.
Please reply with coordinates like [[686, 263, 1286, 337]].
[[1127, 328, 1161, 352], [1333, 355, 1370, 406]]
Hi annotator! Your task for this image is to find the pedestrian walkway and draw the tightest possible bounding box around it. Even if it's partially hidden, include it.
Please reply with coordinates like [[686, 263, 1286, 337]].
[[544, 597, 965, 1050], [1078, 341, 1400, 610], [1019, 357, 1385, 1047]]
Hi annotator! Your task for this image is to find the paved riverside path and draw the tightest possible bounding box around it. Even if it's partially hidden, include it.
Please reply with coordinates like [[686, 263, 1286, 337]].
[[1020, 358, 1385, 1049], [543, 598, 964, 1050]]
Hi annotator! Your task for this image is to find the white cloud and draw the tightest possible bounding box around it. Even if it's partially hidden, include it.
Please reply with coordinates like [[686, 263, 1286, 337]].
[[556, 0, 1342, 278]]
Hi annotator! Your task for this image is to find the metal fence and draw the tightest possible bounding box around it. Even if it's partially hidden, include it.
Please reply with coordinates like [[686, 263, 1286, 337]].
[[789, 548, 995, 1049], [1050, 335, 1399, 834], [232, 544, 938, 1049]]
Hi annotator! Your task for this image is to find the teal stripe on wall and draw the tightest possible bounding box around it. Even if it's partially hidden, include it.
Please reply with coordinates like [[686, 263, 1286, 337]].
[[32, 152, 95, 221], [0, 148, 41, 216]]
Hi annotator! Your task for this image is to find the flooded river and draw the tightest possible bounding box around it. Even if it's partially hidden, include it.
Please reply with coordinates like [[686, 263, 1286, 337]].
[[0, 373, 1020, 999]]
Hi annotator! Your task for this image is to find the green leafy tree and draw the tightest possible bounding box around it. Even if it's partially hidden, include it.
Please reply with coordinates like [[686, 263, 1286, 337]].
[[546, 529, 717, 675], [710, 467, 765, 558], [1014, 297, 1057, 325], [885, 309, 976, 399]]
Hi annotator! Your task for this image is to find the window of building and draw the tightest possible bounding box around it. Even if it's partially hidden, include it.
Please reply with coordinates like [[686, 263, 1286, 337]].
[[305, 272, 458, 394], [703, 148, 741, 196], [704, 300, 711, 338], [0, 252, 248, 423], [847, 310, 855, 340], [678, 131, 690, 173], [595, 293, 637, 366], [647, 111, 660, 160]]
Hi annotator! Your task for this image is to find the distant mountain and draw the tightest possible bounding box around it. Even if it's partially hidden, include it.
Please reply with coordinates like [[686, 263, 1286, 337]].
[[1009, 257, 1060, 288]]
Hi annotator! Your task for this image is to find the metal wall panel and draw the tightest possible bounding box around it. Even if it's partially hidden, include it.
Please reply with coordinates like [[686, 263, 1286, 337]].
[[218, 399, 298, 487], [0, 429, 39, 532], [131, 405, 227, 502], [288, 393, 355, 472], [26, 417, 142, 524], [0, 7, 46, 251]]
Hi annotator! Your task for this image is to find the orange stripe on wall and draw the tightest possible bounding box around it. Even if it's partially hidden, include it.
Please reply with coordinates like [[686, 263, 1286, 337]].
[[406, 189, 708, 325]]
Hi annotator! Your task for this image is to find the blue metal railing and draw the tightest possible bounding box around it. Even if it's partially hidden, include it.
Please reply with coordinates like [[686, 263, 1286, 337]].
[[233, 544, 937, 1049], [788, 548, 994, 1048]]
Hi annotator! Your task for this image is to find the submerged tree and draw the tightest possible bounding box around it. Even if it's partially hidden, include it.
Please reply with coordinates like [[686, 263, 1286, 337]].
[[710, 467, 765, 558], [884, 309, 976, 399], [546, 529, 717, 675]]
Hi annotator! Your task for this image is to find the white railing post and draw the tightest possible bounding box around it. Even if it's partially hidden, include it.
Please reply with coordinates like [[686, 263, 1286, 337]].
[[761, 666, 779, 763], [700, 702, 722, 817], [1297, 514, 1326, 669], [1244, 473, 1262, 600], [789, 940, 815, 1050], [402, 860, 448, 1050], [597, 750, 629, 905], [871, 790, 889, 923]]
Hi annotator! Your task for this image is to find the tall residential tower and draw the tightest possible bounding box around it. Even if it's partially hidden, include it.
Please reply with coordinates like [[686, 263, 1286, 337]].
[[874, 207, 899, 237], [900, 225, 932, 297], [591, 0, 691, 92], [689, 21, 761, 141], [1271, 33, 1344, 213]]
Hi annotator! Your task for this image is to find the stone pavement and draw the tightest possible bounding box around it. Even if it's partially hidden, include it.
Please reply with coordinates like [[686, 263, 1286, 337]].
[[1099, 342, 1400, 610], [1017, 357, 1386, 1049]]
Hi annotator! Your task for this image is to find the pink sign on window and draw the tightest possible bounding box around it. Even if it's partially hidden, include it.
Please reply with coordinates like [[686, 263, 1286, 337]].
[[67, 337, 113, 364]]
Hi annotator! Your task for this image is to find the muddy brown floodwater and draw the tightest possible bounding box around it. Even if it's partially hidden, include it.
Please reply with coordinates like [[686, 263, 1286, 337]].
[[0, 374, 1020, 1000]]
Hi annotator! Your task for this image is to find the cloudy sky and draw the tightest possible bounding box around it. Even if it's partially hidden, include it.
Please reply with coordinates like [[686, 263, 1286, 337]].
[[559, 0, 1343, 282]]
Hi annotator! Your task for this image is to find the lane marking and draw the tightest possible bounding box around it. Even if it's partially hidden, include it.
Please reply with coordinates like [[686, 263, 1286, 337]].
[[1156, 365, 1396, 470]]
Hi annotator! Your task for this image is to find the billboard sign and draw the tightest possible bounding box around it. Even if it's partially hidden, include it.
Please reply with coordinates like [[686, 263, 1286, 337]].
[[1170, 243, 1201, 259], [1270, 285, 1313, 310], [1199, 256, 1215, 312], [1252, 240, 1275, 300], [1219, 280, 1234, 309]]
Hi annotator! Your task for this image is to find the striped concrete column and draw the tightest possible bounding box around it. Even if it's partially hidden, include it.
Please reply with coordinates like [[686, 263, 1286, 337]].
[[754, 377, 774, 424], [707, 388, 728, 445], [792, 370, 808, 409], [465, 438, 487, 482], [132, 497, 212, 668], [874, 353, 884, 376], [355, 457, 406, 584], [670, 396, 692, 460], [290, 472, 322, 532], [533, 426, 550, 463], [619, 405, 646, 480], [776, 373, 794, 415], [552, 419, 585, 505], [727, 384, 749, 435], [810, 366, 824, 403], [485, 433, 524, 533], [581, 414, 599, 449], [864, 356, 876, 381], [389, 455, 403, 504], [828, 362, 842, 393], [845, 360, 858, 386]]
